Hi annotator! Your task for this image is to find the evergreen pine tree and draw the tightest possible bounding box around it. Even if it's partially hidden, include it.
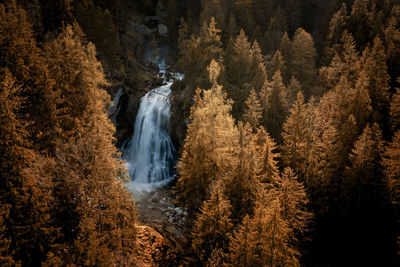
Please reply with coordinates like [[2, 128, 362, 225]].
[[178, 17, 223, 89], [0, 69, 58, 265], [320, 32, 361, 90], [0, 1, 59, 151]]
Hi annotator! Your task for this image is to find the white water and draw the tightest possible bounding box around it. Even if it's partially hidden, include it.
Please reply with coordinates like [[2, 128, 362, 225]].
[[122, 52, 181, 192]]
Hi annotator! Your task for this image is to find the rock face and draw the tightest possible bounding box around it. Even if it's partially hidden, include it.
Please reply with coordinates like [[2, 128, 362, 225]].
[[128, 20, 154, 36], [135, 225, 176, 266], [170, 81, 192, 150]]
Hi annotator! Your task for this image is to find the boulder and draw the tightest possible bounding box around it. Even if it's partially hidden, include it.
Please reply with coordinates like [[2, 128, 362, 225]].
[[158, 24, 168, 37]]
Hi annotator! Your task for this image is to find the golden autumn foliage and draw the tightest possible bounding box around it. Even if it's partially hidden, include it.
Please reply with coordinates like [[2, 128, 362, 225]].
[[0, 3, 137, 265]]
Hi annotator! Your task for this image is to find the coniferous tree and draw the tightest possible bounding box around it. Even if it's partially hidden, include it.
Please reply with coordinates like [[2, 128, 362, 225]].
[[262, 70, 289, 142], [252, 126, 280, 183], [224, 29, 253, 118], [320, 32, 361, 90], [224, 29, 267, 120], [269, 168, 312, 237], [390, 79, 400, 131], [0, 1, 59, 151], [268, 50, 286, 83], [233, 0, 255, 36], [250, 41, 268, 93], [264, 7, 288, 55], [178, 17, 223, 89], [280, 32, 292, 82], [228, 197, 299, 266], [243, 88, 262, 129], [291, 28, 317, 96], [344, 123, 384, 206], [226, 214, 254, 266], [286, 77, 302, 107], [0, 204, 14, 266], [0, 69, 57, 266], [199, 0, 225, 29], [74, 2, 122, 74], [175, 60, 237, 217], [224, 122, 259, 223], [383, 130, 400, 207], [282, 91, 308, 180], [192, 181, 233, 263], [45, 25, 137, 265], [304, 98, 340, 208], [361, 37, 391, 127], [328, 3, 348, 45]]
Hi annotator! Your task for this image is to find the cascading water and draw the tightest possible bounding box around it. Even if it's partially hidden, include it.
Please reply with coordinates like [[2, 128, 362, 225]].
[[122, 44, 181, 191]]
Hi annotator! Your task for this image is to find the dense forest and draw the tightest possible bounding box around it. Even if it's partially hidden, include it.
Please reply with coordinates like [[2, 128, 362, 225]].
[[1, 0, 400, 266]]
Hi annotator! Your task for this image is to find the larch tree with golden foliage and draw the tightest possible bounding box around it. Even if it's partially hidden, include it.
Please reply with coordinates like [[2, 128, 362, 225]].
[[344, 123, 384, 206], [252, 126, 280, 183], [223, 29, 267, 120], [175, 59, 237, 218], [282, 91, 308, 180], [268, 168, 312, 238], [262, 70, 289, 143], [243, 88, 262, 129], [291, 28, 317, 96], [223, 122, 259, 223], [192, 181, 233, 263], [228, 197, 299, 267], [361, 37, 391, 127], [390, 79, 400, 131], [383, 130, 400, 207], [44, 25, 137, 266], [178, 17, 223, 89]]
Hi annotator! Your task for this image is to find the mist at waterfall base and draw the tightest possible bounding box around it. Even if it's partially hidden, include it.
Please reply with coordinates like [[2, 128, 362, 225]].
[[121, 44, 181, 192]]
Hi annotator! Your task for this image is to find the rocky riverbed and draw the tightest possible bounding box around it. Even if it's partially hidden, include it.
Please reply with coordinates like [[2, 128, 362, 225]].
[[133, 184, 191, 266]]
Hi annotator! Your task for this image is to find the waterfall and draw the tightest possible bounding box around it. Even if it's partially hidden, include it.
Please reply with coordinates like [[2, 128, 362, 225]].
[[122, 47, 181, 190]]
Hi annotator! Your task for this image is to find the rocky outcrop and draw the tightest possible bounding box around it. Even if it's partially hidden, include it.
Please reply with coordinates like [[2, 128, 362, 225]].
[[135, 225, 176, 266], [170, 81, 192, 150], [113, 68, 163, 147], [128, 20, 154, 36]]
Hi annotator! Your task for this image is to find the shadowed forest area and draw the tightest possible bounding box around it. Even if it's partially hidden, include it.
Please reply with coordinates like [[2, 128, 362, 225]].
[[1, 0, 400, 266]]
